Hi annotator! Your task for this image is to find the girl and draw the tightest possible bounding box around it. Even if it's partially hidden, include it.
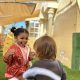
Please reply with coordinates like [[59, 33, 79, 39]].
[[3, 28, 31, 80], [23, 35, 66, 80]]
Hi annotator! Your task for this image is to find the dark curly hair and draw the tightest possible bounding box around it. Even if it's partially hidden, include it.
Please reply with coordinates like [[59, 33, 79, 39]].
[[13, 28, 29, 37], [10, 27, 16, 33]]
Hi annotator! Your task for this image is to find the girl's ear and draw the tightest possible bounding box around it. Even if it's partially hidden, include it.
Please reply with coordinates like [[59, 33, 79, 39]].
[[14, 36, 17, 39]]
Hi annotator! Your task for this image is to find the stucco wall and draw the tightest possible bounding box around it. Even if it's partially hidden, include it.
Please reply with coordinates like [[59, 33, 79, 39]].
[[57, 0, 71, 12], [76, 5, 80, 32], [53, 4, 77, 68]]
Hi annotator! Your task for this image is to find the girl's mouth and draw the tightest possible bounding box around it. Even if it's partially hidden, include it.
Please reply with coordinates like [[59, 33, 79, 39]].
[[20, 42, 26, 47]]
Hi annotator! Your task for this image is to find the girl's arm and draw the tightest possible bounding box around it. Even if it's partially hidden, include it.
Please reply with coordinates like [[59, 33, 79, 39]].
[[3, 48, 15, 64]]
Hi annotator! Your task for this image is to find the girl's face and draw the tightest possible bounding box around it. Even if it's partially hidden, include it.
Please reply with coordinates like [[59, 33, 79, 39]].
[[15, 32, 29, 47]]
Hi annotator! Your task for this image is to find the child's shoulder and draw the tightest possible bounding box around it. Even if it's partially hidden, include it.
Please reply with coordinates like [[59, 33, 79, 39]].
[[9, 44, 19, 49]]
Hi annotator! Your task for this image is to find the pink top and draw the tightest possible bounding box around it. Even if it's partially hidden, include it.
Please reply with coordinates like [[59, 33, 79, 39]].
[[4, 44, 30, 78], [16, 44, 30, 64]]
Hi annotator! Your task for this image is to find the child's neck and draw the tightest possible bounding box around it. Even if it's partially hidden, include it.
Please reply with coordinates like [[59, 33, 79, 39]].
[[16, 43, 25, 48]]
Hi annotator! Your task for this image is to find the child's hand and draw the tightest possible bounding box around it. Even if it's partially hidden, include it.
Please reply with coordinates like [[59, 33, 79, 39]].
[[29, 51, 36, 60]]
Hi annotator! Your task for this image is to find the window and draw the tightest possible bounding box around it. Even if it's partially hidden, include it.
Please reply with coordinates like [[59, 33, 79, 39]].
[[29, 20, 39, 37]]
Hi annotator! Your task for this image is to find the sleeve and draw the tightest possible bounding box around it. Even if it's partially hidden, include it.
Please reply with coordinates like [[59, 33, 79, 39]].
[[61, 67, 66, 80], [3, 45, 15, 65], [3, 54, 13, 65], [58, 61, 66, 80], [27, 47, 33, 61]]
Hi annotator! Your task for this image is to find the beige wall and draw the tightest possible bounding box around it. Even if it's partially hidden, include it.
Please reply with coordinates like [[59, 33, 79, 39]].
[[53, 4, 77, 68], [27, 1, 80, 69], [57, 0, 71, 12], [76, 5, 80, 32]]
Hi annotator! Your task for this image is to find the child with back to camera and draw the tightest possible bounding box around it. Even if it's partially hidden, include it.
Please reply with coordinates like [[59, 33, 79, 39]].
[[23, 35, 66, 80], [3, 28, 32, 80]]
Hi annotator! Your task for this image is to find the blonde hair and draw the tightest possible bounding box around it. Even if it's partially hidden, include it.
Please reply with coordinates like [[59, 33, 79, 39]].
[[33, 35, 57, 60]]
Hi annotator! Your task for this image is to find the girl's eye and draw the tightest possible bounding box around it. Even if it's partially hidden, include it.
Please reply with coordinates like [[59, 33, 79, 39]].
[[20, 37, 28, 40]]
